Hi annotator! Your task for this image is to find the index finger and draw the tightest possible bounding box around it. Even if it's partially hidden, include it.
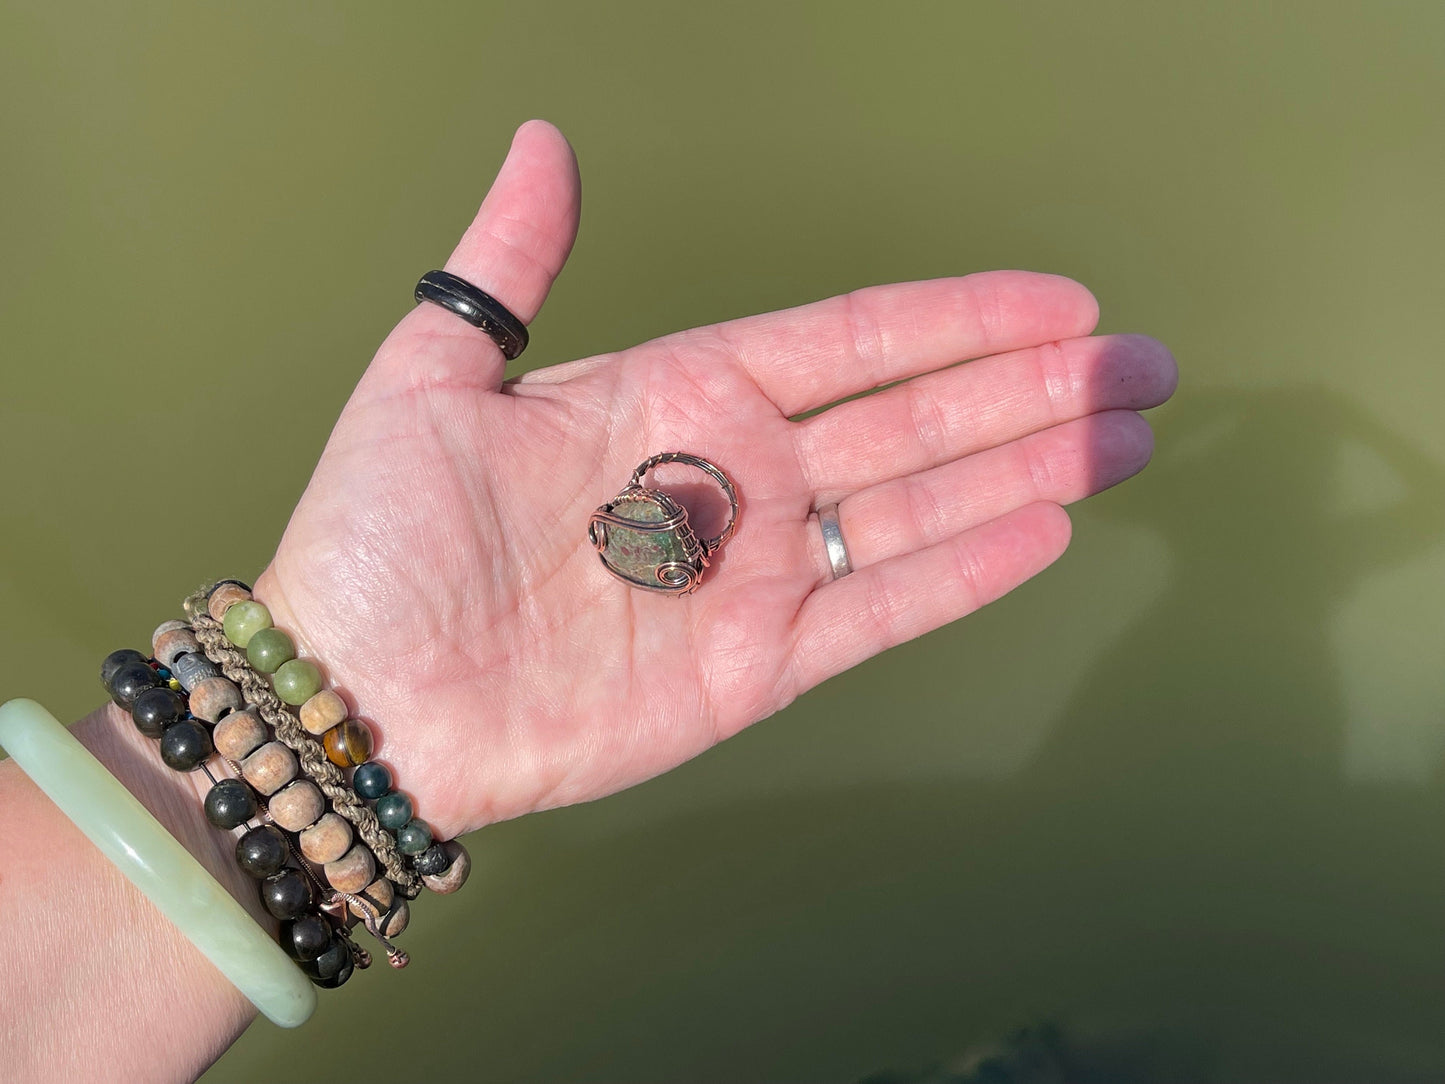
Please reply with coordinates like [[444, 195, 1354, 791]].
[[705, 271, 1099, 416]]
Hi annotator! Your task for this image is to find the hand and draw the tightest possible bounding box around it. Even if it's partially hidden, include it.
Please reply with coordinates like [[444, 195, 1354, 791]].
[[255, 121, 1176, 839]]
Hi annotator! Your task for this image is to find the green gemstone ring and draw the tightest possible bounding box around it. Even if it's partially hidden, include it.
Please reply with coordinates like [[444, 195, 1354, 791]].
[[588, 453, 738, 596]]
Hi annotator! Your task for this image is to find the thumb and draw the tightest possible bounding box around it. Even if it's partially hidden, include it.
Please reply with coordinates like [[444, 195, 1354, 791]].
[[368, 119, 582, 395]]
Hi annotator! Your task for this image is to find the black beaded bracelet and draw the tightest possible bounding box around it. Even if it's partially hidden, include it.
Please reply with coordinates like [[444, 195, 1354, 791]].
[[100, 643, 360, 988]]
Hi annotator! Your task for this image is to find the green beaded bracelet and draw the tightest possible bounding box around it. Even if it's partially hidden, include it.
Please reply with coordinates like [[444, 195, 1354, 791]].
[[0, 697, 318, 1028]]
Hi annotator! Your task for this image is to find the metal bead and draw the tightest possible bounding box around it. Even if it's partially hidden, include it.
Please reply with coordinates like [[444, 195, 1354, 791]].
[[170, 652, 221, 693]]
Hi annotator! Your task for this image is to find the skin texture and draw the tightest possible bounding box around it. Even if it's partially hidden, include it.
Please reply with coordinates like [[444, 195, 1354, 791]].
[[0, 120, 1174, 1081]]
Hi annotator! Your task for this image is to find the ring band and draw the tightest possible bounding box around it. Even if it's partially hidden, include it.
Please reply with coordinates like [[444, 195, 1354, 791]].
[[414, 269, 529, 360], [0, 698, 317, 1027], [816, 503, 852, 579]]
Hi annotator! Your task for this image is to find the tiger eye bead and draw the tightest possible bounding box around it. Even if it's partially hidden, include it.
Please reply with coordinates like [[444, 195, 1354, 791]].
[[130, 686, 187, 738], [300, 813, 353, 865], [298, 689, 347, 736], [395, 819, 432, 855], [322, 719, 372, 767], [348, 875, 394, 922], [187, 676, 244, 723], [268, 779, 325, 832], [207, 581, 252, 622], [109, 659, 162, 710], [324, 843, 376, 894], [160, 719, 214, 771], [236, 825, 289, 879], [241, 741, 299, 796], [351, 762, 391, 800], [421, 839, 471, 895], [212, 707, 268, 762], [274, 659, 322, 706], [261, 869, 315, 921], [246, 627, 295, 674], [204, 778, 257, 830], [152, 627, 201, 669], [279, 914, 331, 961], [221, 600, 271, 649], [101, 648, 148, 691], [375, 791, 413, 830]]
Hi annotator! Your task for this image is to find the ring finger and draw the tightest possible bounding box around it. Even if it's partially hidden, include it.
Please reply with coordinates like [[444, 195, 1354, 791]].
[[808, 408, 1153, 584]]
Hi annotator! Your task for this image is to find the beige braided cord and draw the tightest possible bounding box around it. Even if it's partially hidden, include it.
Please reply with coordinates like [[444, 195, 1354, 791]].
[[185, 588, 422, 898]]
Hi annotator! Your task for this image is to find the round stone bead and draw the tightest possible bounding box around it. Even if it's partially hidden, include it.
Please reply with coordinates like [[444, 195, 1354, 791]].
[[187, 676, 244, 723], [130, 686, 187, 738], [421, 839, 471, 895], [395, 819, 432, 855], [379, 898, 409, 938], [274, 660, 322, 706], [349, 875, 393, 923], [246, 627, 295, 674], [212, 707, 268, 762], [299, 812, 353, 865], [351, 762, 391, 800], [324, 843, 376, 894], [109, 659, 162, 710], [300, 935, 351, 981], [260, 868, 314, 921], [298, 689, 346, 736], [204, 778, 257, 830], [413, 843, 451, 877], [267, 779, 326, 832], [101, 648, 148, 691], [236, 825, 289, 879], [221, 600, 271, 649], [170, 652, 220, 693], [374, 791, 413, 830], [311, 954, 354, 989], [206, 581, 252, 622], [322, 719, 372, 767], [152, 627, 201, 669], [160, 719, 213, 771], [279, 914, 331, 961], [241, 741, 299, 796]]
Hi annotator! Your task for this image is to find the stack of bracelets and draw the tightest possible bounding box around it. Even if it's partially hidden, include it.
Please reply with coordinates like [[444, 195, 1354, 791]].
[[98, 579, 471, 991]]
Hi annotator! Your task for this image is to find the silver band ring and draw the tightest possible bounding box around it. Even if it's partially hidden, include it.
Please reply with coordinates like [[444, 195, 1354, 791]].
[[816, 503, 853, 579]]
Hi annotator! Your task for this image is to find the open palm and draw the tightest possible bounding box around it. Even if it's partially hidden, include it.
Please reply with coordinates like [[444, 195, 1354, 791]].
[[254, 121, 1176, 840]]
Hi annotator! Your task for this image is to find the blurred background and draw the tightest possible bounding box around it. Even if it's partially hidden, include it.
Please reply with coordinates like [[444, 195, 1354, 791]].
[[2, 3, 1442, 1081]]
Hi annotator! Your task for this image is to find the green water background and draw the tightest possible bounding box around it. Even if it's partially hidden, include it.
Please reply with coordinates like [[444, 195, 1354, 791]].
[[2, 4, 1442, 1081]]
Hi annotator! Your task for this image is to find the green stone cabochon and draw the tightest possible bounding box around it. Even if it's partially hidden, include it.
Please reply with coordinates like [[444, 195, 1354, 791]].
[[600, 494, 694, 589]]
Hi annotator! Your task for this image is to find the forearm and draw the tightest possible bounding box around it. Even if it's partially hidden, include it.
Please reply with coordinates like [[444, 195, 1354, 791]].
[[0, 702, 262, 1083]]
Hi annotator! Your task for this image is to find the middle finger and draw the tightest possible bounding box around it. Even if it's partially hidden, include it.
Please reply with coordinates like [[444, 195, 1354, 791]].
[[794, 333, 1176, 500]]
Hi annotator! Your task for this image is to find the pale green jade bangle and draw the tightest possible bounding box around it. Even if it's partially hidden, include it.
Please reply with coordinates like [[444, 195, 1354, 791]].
[[0, 698, 317, 1028]]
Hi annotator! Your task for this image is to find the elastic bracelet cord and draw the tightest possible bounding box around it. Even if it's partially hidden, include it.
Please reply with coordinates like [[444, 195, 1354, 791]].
[[0, 697, 318, 1027]]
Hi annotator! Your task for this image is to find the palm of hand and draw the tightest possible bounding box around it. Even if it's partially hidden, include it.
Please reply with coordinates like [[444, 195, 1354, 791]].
[[254, 122, 1175, 839]]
